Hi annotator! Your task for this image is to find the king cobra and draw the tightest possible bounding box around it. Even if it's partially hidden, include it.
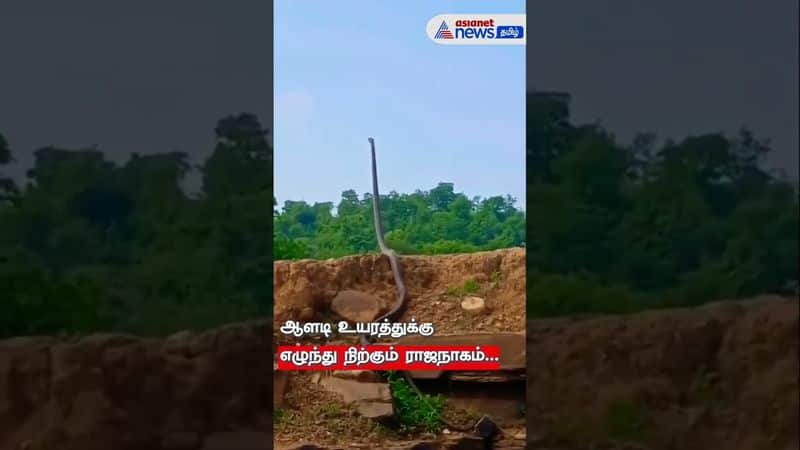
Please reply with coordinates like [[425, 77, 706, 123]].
[[362, 137, 483, 433]]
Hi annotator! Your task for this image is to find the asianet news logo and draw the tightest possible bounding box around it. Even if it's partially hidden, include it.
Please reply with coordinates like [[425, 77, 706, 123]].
[[427, 14, 525, 46]]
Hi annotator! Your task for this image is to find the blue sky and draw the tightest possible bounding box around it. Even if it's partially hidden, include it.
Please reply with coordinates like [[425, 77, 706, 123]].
[[274, 1, 525, 211]]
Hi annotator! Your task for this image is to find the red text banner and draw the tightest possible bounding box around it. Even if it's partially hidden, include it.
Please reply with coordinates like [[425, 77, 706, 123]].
[[276, 345, 501, 371]]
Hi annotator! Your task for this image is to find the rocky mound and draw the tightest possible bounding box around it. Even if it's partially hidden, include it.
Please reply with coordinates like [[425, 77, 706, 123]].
[[0, 321, 273, 450], [273, 248, 527, 336], [0, 242, 795, 450], [526, 296, 798, 450]]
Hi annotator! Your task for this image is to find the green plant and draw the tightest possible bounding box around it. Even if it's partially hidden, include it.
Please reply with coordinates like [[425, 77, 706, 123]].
[[446, 279, 480, 297], [386, 371, 445, 433], [274, 407, 288, 425]]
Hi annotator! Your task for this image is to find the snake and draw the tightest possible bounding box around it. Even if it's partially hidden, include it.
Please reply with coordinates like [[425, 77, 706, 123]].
[[362, 137, 482, 433]]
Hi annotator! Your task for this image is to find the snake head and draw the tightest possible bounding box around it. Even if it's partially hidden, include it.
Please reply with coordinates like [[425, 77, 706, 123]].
[[368, 137, 374, 145]]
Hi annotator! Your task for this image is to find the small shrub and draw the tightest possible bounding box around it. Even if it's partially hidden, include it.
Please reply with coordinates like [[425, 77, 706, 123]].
[[386, 372, 445, 433], [446, 279, 480, 297]]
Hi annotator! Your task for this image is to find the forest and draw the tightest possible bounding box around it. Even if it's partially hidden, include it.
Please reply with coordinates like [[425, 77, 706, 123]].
[[0, 114, 274, 336], [1, 93, 797, 338], [274, 186, 525, 260]]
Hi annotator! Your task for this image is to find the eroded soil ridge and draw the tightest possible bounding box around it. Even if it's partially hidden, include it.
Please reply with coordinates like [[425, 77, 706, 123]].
[[0, 248, 796, 450]]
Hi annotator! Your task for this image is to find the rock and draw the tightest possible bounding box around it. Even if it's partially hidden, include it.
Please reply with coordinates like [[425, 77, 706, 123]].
[[318, 377, 391, 404], [330, 290, 382, 323], [332, 370, 380, 382], [473, 415, 500, 440], [460, 296, 486, 315], [356, 400, 394, 420], [318, 376, 394, 420], [449, 371, 526, 382], [162, 432, 201, 450]]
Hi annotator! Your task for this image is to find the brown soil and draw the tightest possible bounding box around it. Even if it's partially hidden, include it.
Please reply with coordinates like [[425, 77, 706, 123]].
[[275, 371, 396, 446], [526, 296, 798, 450], [273, 248, 527, 449], [273, 247, 526, 340], [1, 249, 795, 450], [0, 321, 274, 450]]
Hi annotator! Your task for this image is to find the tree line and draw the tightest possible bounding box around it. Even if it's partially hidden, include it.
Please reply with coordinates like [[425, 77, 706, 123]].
[[523, 92, 797, 315], [0, 93, 796, 338], [0, 114, 273, 337], [274, 186, 525, 260]]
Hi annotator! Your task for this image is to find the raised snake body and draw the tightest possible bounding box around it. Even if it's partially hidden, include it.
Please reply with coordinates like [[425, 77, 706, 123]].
[[362, 138, 479, 433]]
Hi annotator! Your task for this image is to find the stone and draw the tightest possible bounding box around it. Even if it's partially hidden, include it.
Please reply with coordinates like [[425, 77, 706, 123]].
[[332, 370, 380, 382], [318, 376, 394, 420], [449, 371, 526, 382], [330, 290, 382, 323], [355, 400, 394, 420], [473, 415, 500, 440], [318, 377, 391, 404], [460, 296, 486, 315]]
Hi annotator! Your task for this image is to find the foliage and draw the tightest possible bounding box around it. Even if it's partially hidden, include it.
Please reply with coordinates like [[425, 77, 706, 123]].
[[386, 371, 445, 433], [445, 279, 480, 297], [0, 116, 273, 337], [0, 92, 796, 338], [273, 184, 525, 260], [524, 92, 797, 316]]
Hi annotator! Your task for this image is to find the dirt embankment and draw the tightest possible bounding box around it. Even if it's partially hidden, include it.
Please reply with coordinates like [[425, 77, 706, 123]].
[[0, 321, 273, 450], [0, 248, 796, 450], [273, 247, 527, 337], [527, 296, 798, 450], [273, 249, 528, 449]]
